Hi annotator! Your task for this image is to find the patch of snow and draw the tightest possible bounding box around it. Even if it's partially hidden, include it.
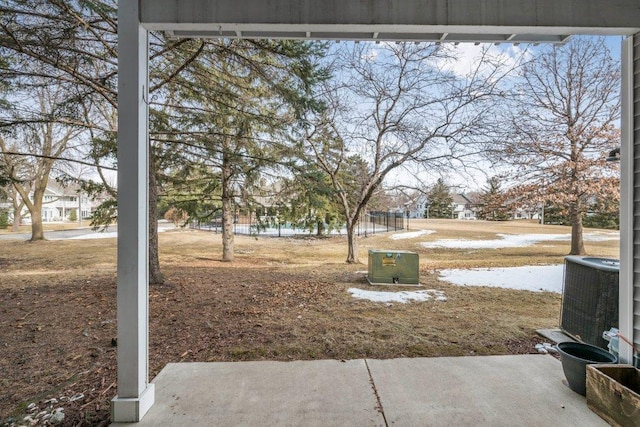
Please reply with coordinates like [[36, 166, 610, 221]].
[[438, 264, 565, 293], [583, 232, 620, 242], [390, 229, 436, 240], [421, 232, 618, 249], [66, 224, 175, 240], [67, 232, 117, 240], [348, 287, 447, 303]]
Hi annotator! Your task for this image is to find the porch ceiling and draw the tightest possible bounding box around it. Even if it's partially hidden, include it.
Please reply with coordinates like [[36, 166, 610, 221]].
[[141, 0, 640, 42]]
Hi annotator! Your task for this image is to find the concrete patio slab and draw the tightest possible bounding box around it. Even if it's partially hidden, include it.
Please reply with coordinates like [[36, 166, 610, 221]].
[[112, 359, 384, 426], [112, 355, 607, 426], [367, 355, 607, 426]]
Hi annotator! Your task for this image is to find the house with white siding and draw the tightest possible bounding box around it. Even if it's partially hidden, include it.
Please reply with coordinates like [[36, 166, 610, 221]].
[[451, 193, 478, 220], [16, 182, 101, 223], [404, 195, 428, 218], [41, 182, 95, 221], [409, 193, 479, 220]]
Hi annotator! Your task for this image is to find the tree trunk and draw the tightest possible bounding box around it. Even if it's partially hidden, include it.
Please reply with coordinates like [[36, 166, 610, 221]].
[[28, 182, 46, 241], [29, 202, 44, 241], [569, 206, 586, 255], [316, 220, 325, 236], [148, 153, 165, 285], [221, 148, 234, 262], [11, 203, 21, 232], [345, 220, 359, 263]]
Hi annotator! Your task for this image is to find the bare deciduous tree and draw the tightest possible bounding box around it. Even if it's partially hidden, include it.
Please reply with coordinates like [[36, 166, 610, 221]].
[[307, 43, 514, 263], [0, 84, 82, 240], [492, 37, 620, 255]]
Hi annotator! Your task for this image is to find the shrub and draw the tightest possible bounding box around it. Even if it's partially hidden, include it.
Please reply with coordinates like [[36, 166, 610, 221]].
[[0, 210, 8, 229], [164, 207, 188, 226]]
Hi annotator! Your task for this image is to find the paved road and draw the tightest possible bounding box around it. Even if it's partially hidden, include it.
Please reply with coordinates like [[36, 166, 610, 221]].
[[0, 226, 117, 241], [0, 222, 176, 241]]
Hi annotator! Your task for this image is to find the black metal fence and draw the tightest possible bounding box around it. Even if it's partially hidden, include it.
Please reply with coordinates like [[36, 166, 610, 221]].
[[190, 210, 405, 237], [359, 211, 405, 236]]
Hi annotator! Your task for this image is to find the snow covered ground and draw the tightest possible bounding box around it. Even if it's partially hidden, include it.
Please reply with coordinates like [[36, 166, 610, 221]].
[[349, 264, 566, 303], [420, 232, 618, 249], [438, 265, 565, 293], [390, 229, 435, 240], [64, 223, 175, 240], [348, 288, 447, 303], [67, 231, 118, 240]]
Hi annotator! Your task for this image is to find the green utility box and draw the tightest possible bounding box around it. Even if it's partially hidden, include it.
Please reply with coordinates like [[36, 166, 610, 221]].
[[367, 250, 420, 286]]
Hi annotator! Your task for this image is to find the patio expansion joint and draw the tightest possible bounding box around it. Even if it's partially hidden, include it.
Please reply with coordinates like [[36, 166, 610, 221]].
[[364, 358, 389, 427]]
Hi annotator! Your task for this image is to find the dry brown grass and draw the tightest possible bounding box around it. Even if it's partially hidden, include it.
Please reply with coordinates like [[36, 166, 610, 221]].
[[0, 219, 620, 424], [157, 218, 619, 268]]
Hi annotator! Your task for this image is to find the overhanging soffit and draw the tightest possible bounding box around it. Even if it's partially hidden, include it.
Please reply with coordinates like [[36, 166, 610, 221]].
[[140, 0, 640, 43]]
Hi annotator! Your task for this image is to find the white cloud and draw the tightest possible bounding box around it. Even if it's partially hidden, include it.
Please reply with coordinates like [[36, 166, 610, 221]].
[[438, 43, 529, 79]]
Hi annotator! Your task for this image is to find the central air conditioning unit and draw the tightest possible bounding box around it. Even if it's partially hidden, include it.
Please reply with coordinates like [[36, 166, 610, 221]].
[[561, 256, 619, 349], [367, 250, 420, 286]]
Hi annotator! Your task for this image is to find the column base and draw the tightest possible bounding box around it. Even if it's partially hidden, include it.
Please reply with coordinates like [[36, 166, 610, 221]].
[[111, 384, 155, 423]]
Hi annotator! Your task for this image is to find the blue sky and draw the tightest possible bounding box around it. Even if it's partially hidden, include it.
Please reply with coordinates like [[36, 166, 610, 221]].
[[341, 35, 625, 193]]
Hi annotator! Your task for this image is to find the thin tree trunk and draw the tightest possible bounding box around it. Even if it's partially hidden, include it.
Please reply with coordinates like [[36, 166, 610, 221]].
[[149, 153, 165, 285], [221, 148, 234, 262], [11, 202, 21, 232], [316, 220, 325, 236], [569, 207, 586, 255], [345, 219, 359, 263]]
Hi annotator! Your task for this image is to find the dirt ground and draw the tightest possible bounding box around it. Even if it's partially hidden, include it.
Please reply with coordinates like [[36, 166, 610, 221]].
[[0, 219, 619, 425]]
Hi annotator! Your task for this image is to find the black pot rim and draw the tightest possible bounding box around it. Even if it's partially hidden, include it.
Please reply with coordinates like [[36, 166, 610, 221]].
[[557, 341, 617, 363]]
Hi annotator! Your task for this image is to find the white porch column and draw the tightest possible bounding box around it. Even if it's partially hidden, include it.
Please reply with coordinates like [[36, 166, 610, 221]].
[[111, 0, 155, 422], [619, 34, 636, 365]]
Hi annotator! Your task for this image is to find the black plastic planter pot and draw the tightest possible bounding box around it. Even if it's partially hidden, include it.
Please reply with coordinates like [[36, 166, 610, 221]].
[[557, 341, 618, 395]]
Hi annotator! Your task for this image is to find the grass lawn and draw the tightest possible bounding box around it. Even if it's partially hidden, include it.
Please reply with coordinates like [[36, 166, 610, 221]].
[[0, 219, 619, 425]]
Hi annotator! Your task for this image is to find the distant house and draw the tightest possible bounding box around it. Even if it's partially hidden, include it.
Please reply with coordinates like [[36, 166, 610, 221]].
[[451, 193, 478, 220], [512, 206, 541, 220], [408, 192, 480, 220], [17, 182, 101, 223], [405, 195, 428, 218]]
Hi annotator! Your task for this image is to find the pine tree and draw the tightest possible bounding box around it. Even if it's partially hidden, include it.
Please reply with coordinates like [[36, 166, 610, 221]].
[[278, 169, 342, 236], [426, 179, 453, 219], [160, 39, 328, 261], [477, 177, 512, 221]]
